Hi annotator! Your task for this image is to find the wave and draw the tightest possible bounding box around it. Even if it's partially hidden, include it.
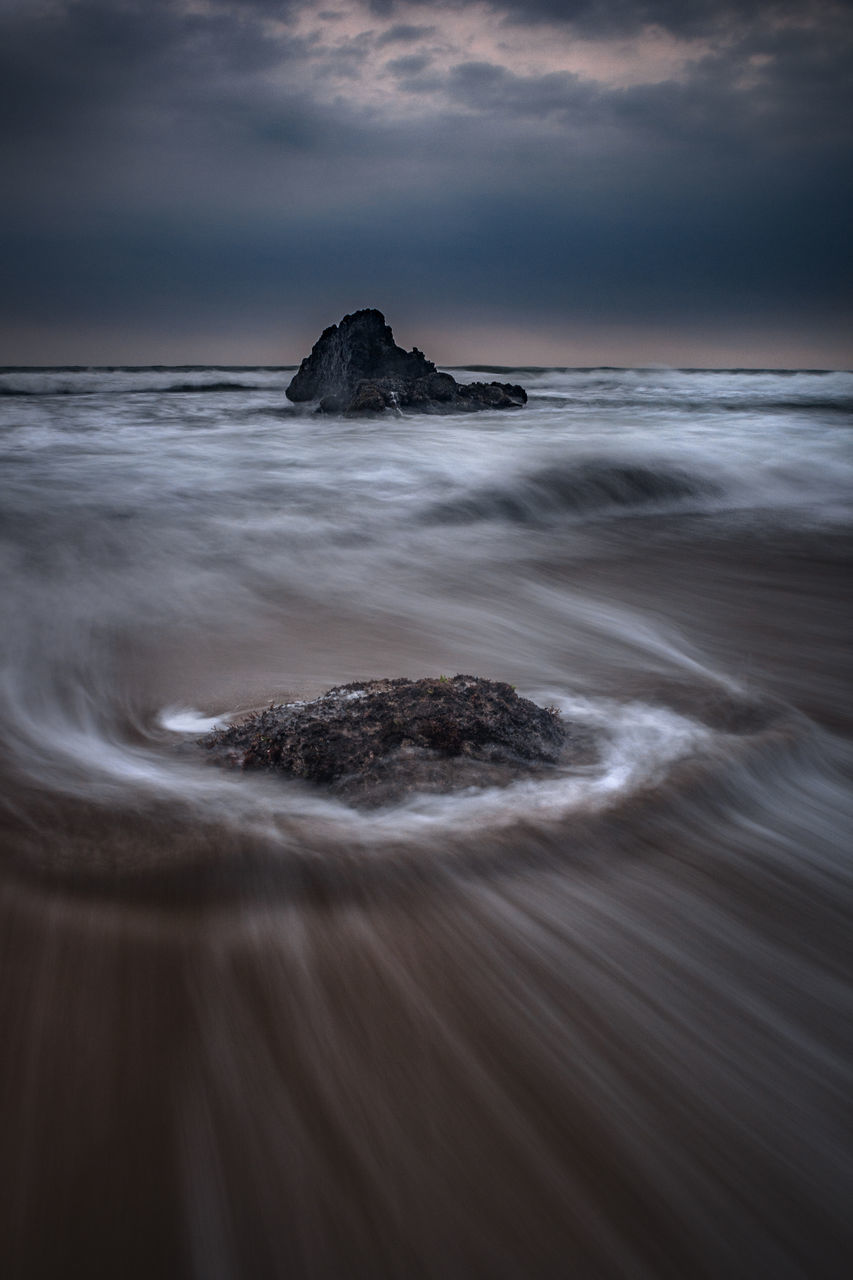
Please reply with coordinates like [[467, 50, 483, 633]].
[[425, 459, 718, 526], [0, 670, 799, 885], [452, 366, 845, 376], [491, 367, 853, 415], [0, 380, 277, 398], [161, 380, 268, 394], [0, 367, 296, 400], [526, 392, 853, 415]]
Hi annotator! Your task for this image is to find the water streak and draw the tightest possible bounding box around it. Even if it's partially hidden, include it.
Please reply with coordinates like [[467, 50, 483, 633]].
[[1, 366, 851, 1278]]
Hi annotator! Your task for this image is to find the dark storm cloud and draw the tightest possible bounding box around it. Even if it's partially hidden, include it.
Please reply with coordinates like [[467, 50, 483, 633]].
[[0, 0, 173, 141], [438, 0, 840, 39], [0, 0, 850, 362], [386, 52, 434, 75], [375, 22, 435, 45], [409, 20, 853, 169], [442, 61, 590, 118], [0, 0, 293, 148]]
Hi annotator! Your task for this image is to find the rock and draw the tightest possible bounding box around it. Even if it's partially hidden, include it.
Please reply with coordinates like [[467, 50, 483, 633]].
[[201, 675, 594, 807], [285, 310, 527, 415], [459, 380, 528, 409], [345, 382, 389, 415], [287, 309, 433, 405]]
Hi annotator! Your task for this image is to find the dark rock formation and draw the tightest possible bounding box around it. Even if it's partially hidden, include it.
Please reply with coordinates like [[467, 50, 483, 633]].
[[285, 309, 527, 415], [202, 675, 593, 807]]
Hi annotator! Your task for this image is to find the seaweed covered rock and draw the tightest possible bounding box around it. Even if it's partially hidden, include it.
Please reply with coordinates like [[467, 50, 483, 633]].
[[202, 675, 590, 806], [285, 310, 527, 415]]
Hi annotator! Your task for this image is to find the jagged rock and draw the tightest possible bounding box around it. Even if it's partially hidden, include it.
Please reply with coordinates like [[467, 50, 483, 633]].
[[345, 382, 389, 415], [287, 309, 433, 404], [285, 310, 527, 415], [201, 675, 594, 807]]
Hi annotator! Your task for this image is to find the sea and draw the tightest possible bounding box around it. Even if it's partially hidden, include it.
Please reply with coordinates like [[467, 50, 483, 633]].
[[1, 363, 851, 1278]]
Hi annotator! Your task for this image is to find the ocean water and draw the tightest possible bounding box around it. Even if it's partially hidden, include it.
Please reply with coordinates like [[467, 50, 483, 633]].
[[1, 364, 851, 1278]]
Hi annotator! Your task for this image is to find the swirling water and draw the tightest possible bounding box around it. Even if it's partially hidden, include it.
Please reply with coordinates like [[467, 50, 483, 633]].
[[1, 365, 851, 1278]]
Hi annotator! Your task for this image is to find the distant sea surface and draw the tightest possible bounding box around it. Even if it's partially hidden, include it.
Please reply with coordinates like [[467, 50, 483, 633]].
[[1, 365, 851, 1278]]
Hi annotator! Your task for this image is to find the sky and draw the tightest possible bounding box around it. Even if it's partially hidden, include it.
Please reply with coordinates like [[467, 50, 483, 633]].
[[1, 0, 851, 367]]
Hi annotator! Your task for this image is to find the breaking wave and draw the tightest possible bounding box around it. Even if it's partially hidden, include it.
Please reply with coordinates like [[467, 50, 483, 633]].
[[0, 367, 293, 398], [426, 458, 717, 525]]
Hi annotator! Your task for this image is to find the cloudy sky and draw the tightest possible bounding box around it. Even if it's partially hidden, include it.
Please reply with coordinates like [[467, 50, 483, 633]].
[[1, 0, 851, 365]]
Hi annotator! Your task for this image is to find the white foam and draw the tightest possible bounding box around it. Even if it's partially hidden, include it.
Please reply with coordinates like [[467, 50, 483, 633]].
[[352, 694, 714, 835], [158, 706, 229, 734], [144, 693, 715, 842]]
